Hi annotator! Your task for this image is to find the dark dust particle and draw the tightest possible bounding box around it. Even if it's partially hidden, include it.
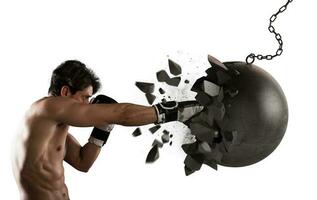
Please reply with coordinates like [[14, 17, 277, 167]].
[[159, 88, 165, 94], [132, 128, 142, 137]]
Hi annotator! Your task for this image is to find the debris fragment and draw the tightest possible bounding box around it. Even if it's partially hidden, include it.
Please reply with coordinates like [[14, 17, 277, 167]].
[[161, 133, 170, 143], [191, 77, 206, 92], [207, 55, 228, 70], [204, 148, 223, 163], [159, 88, 165, 94], [184, 79, 190, 84], [205, 68, 218, 83], [198, 141, 212, 153], [203, 80, 220, 97], [184, 154, 204, 171], [156, 70, 170, 82], [146, 145, 160, 163], [132, 128, 142, 137], [216, 70, 231, 84], [149, 125, 161, 134], [195, 92, 212, 106], [145, 93, 156, 105], [204, 159, 218, 170], [135, 82, 154, 94], [152, 139, 163, 148], [166, 77, 181, 87], [182, 142, 199, 155], [184, 165, 195, 176], [189, 122, 215, 142], [168, 59, 182, 76]]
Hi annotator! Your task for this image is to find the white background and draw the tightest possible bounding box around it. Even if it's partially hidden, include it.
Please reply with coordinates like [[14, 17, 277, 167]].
[[1, 0, 316, 199]]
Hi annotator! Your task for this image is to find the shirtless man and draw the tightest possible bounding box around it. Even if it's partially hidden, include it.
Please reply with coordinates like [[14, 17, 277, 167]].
[[12, 60, 203, 200]]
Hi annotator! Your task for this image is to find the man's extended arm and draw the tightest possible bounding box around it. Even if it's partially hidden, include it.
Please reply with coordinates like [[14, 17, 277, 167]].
[[62, 93, 203, 172], [42, 96, 157, 127], [42, 95, 203, 127]]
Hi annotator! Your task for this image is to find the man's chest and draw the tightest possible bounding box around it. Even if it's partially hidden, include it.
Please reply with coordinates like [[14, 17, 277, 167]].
[[46, 124, 69, 161]]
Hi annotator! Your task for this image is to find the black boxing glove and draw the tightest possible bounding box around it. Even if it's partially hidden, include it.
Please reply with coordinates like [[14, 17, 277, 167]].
[[90, 94, 117, 105], [153, 101, 204, 124], [88, 95, 117, 147]]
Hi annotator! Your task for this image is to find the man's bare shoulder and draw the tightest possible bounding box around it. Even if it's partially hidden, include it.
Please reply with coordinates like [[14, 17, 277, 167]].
[[29, 96, 77, 118], [35, 96, 76, 105]]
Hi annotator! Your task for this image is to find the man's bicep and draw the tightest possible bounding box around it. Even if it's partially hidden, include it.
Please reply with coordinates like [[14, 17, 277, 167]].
[[56, 101, 97, 127]]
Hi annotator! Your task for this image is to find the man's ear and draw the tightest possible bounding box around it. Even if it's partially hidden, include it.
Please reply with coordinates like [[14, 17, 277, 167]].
[[60, 86, 71, 97]]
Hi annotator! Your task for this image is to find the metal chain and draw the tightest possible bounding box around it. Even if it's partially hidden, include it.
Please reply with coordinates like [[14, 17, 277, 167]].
[[246, 0, 293, 64]]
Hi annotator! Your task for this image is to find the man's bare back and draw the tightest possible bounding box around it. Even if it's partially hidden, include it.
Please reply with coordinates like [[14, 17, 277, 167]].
[[13, 97, 70, 200]]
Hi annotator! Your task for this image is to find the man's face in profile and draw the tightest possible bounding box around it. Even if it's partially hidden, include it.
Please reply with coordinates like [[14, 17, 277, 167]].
[[67, 85, 93, 104]]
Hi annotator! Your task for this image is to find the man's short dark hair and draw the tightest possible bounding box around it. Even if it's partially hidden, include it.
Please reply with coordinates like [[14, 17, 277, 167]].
[[48, 60, 101, 96]]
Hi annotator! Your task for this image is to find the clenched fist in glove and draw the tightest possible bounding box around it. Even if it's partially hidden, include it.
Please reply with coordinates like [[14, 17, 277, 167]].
[[153, 101, 204, 124], [88, 95, 117, 147]]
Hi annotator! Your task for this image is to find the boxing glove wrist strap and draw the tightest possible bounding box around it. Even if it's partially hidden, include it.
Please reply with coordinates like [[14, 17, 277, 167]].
[[153, 101, 178, 124], [88, 127, 110, 147]]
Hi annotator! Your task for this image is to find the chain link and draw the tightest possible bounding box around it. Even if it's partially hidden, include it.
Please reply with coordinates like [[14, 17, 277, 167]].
[[246, 0, 293, 64]]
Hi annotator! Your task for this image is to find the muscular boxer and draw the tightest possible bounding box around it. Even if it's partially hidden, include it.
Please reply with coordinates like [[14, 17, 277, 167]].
[[12, 60, 203, 200]]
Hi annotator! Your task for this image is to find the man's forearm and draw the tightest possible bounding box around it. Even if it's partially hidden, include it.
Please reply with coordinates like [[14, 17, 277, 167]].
[[120, 104, 157, 126], [79, 142, 101, 172]]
